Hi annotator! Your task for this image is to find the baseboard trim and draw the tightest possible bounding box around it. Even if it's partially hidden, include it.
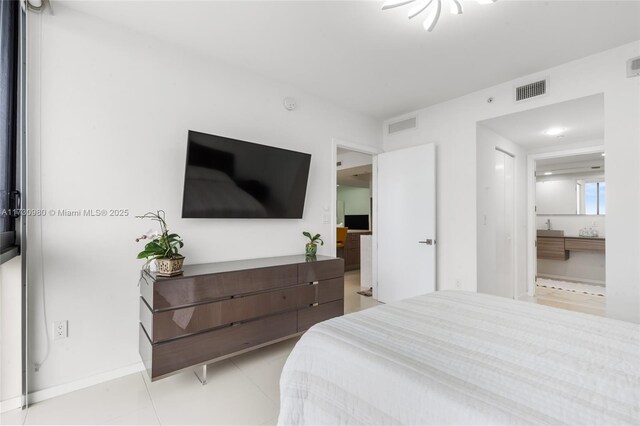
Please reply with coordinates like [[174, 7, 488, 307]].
[[27, 362, 145, 405], [0, 396, 23, 413]]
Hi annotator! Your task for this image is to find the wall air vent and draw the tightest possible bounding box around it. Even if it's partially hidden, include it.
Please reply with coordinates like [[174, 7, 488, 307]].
[[515, 78, 548, 102], [387, 116, 417, 135], [627, 56, 640, 78]]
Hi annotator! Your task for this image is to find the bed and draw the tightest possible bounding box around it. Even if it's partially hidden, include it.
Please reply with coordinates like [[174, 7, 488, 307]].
[[278, 291, 639, 425]]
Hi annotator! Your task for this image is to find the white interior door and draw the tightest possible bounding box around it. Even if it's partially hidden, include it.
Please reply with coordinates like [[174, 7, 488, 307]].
[[494, 150, 515, 299], [377, 144, 436, 303]]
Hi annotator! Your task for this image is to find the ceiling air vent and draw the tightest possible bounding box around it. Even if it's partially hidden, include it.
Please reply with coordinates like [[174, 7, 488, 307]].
[[387, 116, 417, 135], [515, 78, 548, 102], [627, 56, 640, 78]]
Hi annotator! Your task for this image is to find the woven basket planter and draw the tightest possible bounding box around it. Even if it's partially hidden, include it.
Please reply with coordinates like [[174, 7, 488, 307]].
[[155, 256, 185, 277]]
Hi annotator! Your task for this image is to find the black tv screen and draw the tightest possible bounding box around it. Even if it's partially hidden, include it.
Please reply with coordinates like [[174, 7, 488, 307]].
[[181, 131, 311, 218], [345, 215, 369, 230]]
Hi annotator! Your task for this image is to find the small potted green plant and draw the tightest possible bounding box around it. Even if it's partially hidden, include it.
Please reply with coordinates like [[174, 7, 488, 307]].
[[135, 210, 185, 276], [302, 231, 323, 257]]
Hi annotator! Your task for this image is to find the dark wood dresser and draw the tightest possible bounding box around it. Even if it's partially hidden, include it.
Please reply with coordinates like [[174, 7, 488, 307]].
[[343, 231, 372, 271], [138, 255, 344, 381]]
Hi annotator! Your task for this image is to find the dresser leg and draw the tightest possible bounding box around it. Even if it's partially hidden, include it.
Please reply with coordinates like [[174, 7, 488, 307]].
[[194, 364, 207, 385]]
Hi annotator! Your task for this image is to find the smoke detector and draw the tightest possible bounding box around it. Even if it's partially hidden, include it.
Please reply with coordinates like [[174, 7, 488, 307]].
[[283, 97, 297, 111]]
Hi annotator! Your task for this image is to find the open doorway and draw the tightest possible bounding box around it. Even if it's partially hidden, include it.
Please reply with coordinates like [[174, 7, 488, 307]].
[[332, 141, 380, 314], [477, 94, 605, 316], [532, 151, 606, 315]]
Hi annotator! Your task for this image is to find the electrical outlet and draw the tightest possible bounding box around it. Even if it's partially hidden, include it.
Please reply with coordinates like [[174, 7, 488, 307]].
[[54, 320, 68, 340], [455, 279, 462, 289]]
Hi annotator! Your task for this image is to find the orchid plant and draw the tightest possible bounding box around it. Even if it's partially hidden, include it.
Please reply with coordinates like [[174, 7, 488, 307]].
[[302, 231, 324, 246], [135, 210, 184, 267], [302, 231, 323, 256]]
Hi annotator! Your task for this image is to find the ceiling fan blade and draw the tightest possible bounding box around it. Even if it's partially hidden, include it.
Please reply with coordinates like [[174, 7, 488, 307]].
[[423, 0, 442, 31], [408, 0, 433, 20], [382, 0, 418, 11]]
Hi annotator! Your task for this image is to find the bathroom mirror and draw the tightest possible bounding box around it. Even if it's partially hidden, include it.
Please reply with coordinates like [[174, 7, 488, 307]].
[[536, 152, 605, 216]]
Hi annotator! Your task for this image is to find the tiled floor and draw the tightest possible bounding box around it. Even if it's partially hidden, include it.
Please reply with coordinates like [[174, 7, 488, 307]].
[[343, 270, 382, 314], [2, 270, 380, 425], [521, 281, 606, 317]]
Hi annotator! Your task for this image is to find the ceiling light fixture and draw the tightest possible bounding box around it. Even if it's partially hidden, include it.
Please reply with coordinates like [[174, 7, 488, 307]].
[[544, 172, 553, 176], [601, 153, 606, 157], [382, 0, 497, 32], [544, 127, 566, 137]]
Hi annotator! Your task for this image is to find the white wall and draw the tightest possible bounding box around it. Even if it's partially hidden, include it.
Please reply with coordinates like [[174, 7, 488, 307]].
[[337, 186, 370, 215], [0, 256, 22, 408], [476, 125, 528, 299], [383, 40, 640, 323], [26, 6, 381, 393]]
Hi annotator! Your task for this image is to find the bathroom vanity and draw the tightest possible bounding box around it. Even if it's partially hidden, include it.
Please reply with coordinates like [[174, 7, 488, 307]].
[[537, 234, 605, 261]]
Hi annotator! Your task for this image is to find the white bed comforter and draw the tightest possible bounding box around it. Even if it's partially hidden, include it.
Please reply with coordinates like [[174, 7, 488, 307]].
[[278, 291, 639, 425]]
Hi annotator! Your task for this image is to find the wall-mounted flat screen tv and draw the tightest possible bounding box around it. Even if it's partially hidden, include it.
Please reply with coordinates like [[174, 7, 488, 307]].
[[182, 131, 311, 218]]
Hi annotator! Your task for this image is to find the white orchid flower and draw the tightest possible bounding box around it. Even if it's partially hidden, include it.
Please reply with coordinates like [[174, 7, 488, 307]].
[[135, 229, 162, 242], [145, 229, 162, 240]]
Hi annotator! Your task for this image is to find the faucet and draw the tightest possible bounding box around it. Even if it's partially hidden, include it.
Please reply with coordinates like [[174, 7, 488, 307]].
[[545, 219, 551, 230]]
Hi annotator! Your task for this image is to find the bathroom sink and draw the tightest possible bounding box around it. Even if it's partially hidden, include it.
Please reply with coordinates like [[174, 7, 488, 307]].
[[537, 229, 564, 237]]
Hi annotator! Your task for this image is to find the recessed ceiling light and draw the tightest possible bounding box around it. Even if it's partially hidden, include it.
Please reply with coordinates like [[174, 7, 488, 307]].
[[544, 127, 566, 137], [544, 172, 553, 176], [601, 153, 606, 157]]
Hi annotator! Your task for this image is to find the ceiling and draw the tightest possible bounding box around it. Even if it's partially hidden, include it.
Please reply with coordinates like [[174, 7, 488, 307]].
[[59, 1, 640, 119], [480, 94, 604, 149], [338, 165, 372, 188], [337, 147, 355, 155], [536, 152, 604, 168], [536, 152, 605, 175]]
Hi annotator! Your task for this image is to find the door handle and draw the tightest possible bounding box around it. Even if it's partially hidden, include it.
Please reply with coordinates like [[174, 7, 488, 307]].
[[418, 239, 434, 245]]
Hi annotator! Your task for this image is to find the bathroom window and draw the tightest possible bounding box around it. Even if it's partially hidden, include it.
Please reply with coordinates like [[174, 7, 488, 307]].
[[583, 181, 605, 215]]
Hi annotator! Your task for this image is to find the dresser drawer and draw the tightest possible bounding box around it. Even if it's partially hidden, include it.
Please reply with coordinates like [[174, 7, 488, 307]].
[[298, 259, 344, 283], [318, 277, 344, 304], [297, 300, 344, 332], [144, 265, 298, 310], [142, 311, 298, 379], [142, 284, 317, 343]]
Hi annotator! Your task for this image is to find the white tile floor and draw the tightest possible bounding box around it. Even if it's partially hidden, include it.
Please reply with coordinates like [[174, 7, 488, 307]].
[[343, 270, 382, 314], [2, 270, 380, 425]]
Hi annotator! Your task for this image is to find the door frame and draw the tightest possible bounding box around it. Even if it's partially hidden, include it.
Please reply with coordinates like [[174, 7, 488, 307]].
[[330, 138, 381, 296], [526, 144, 605, 296], [495, 147, 517, 299]]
